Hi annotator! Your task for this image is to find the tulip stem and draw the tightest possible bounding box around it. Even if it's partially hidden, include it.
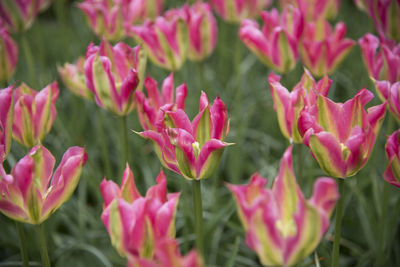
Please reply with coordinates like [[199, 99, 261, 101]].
[[15, 222, 30, 267], [198, 61, 208, 95], [35, 223, 51, 267], [21, 35, 36, 88], [97, 110, 112, 178], [332, 179, 344, 267], [297, 144, 303, 181], [121, 115, 129, 166], [192, 179, 204, 256]]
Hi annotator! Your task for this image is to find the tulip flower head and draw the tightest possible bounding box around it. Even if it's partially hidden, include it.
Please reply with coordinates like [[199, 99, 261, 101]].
[[0, 0, 39, 32], [211, 0, 272, 23], [359, 33, 400, 83], [0, 144, 87, 224], [0, 86, 13, 184], [135, 73, 187, 131], [128, 12, 188, 71], [100, 164, 180, 258], [128, 239, 203, 267], [182, 2, 218, 61], [58, 56, 94, 101], [137, 91, 231, 180], [239, 7, 304, 73], [300, 21, 355, 77], [228, 146, 339, 266], [384, 129, 400, 188], [279, 0, 341, 21], [374, 80, 400, 123], [298, 89, 386, 178], [12, 82, 59, 148], [0, 27, 18, 82], [84, 39, 144, 116], [268, 69, 331, 143]]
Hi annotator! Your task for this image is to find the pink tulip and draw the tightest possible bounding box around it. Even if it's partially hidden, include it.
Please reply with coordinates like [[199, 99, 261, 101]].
[[0, 27, 18, 82], [239, 7, 304, 73], [228, 146, 339, 266], [137, 91, 231, 180], [128, 13, 187, 71], [359, 33, 400, 83], [298, 89, 386, 178], [124, 0, 164, 24], [100, 164, 180, 258], [0, 0, 40, 32], [128, 239, 203, 267], [84, 39, 143, 116], [374, 80, 400, 123], [384, 129, 400, 188], [211, 0, 272, 23], [279, 0, 341, 21], [12, 82, 59, 148], [0, 86, 14, 184], [182, 2, 218, 61], [58, 56, 94, 101], [268, 69, 331, 143], [300, 20, 355, 77], [0, 144, 87, 224], [135, 73, 187, 131]]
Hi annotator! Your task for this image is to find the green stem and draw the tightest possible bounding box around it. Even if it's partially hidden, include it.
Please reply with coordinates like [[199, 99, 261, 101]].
[[192, 180, 204, 256], [121, 115, 129, 167], [35, 224, 51, 267], [376, 181, 390, 266], [332, 179, 344, 267], [297, 144, 303, 182], [15, 222, 30, 267], [97, 110, 112, 178], [198, 61, 208, 95], [21, 35, 36, 88]]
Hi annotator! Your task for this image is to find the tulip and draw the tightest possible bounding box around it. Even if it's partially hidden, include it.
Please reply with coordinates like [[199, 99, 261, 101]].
[[279, 0, 341, 21], [300, 21, 355, 77], [211, 0, 272, 23], [383, 129, 400, 188], [100, 164, 180, 258], [0, 86, 13, 184], [182, 2, 217, 61], [78, 0, 126, 42], [0, 0, 39, 32], [12, 82, 59, 148], [298, 89, 386, 178], [126, 0, 164, 23], [0, 144, 87, 224], [239, 7, 304, 73], [84, 39, 144, 116], [136, 91, 231, 180], [128, 239, 203, 267], [58, 56, 94, 101], [228, 146, 339, 267], [268, 69, 331, 143], [135, 73, 187, 131], [358, 33, 400, 83], [0, 27, 18, 82], [128, 13, 188, 71], [374, 80, 400, 123]]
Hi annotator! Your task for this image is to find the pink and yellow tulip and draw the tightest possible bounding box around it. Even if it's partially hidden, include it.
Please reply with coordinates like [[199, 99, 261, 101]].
[[84, 39, 143, 116], [128, 239, 203, 267], [359, 33, 400, 83], [211, 0, 271, 23], [58, 56, 94, 101], [128, 13, 187, 71], [0, 27, 18, 82], [300, 21, 355, 77], [135, 73, 187, 131], [137, 91, 231, 180], [268, 69, 331, 143], [182, 2, 218, 61], [384, 129, 400, 188], [100, 164, 180, 258], [298, 89, 386, 178], [239, 7, 304, 73], [0, 144, 87, 224], [0, 86, 13, 184], [0, 0, 39, 32], [374, 80, 400, 123], [12, 82, 59, 148], [228, 146, 339, 266], [280, 0, 341, 21]]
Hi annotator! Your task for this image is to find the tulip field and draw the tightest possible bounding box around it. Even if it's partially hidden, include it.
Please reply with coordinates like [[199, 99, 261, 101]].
[[1, 0, 400, 266]]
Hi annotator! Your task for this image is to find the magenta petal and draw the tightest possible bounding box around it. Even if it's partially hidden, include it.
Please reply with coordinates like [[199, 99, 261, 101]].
[[100, 179, 120, 207], [196, 139, 229, 179]]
